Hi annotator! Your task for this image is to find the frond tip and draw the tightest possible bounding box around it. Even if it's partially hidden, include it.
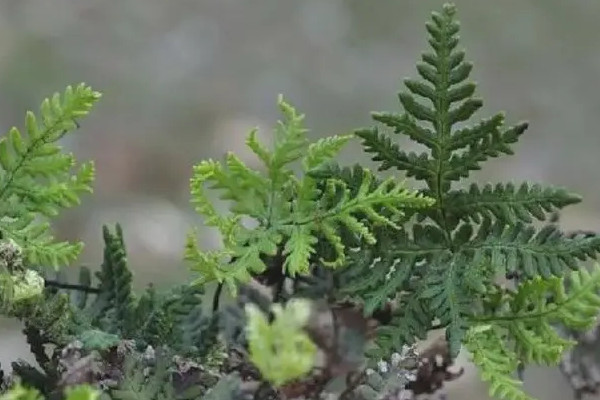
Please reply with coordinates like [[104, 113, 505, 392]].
[[0, 83, 100, 268]]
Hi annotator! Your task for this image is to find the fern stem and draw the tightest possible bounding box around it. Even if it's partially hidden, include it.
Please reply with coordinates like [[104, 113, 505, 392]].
[[44, 279, 100, 294], [212, 282, 223, 313]]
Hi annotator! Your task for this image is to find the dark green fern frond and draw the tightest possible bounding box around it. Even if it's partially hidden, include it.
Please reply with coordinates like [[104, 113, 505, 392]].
[[0, 84, 100, 268], [420, 253, 472, 354], [110, 349, 173, 400], [200, 374, 242, 400], [356, 6, 527, 191], [371, 295, 432, 360], [444, 183, 581, 224], [333, 2, 600, 366], [90, 224, 135, 335]]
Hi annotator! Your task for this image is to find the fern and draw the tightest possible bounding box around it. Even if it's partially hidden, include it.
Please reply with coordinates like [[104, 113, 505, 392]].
[[3, 225, 224, 400], [465, 264, 600, 399], [0, 84, 100, 268], [331, 3, 600, 358], [185, 95, 433, 295], [4, 5, 600, 400]]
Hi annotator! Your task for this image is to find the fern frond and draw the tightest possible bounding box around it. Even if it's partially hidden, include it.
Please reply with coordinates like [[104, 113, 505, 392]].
[[0, 83, 100, 268], [420, 254, 471, 355], [338, 3, 600, 367], [200, 374, 242, 400], [338, 227, 437, 314], [187, 97, 433, 293], [371, 295, 432, 359], [465, 325, 532, 400], [90, 224, 134, 335], [357, 5, 527, 191], [445, 182, 581, 224], [285, 169, 434, 272], [465, 218, 600, 279], [484, 264, 600, 365], [461, 266, 600, 400]]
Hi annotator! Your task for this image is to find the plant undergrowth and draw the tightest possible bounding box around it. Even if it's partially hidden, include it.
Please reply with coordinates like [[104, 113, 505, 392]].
[[0, 4, 599, 400]]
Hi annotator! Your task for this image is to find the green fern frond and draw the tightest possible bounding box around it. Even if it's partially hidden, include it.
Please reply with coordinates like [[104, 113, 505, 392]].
[[110, 350, 173, 400], [0, 83, 99, 268], [90, 224, 134, 335], [200, 374, 242, 400], [186, 96, 433, 294], [330, 2, 600, 365], [483, 264, 600, 364], [461, 265, 600, 400], [420, 254, 471, 355], [286, 169, 433, 271], [465, 325, 532, 400], [371, 294, 432, 360], [246, 298, 317, 387], [0, 384, 99, 400], [445, 182, 581, 224], [464, 218, 600, 279], [357, 5, 527, 190]]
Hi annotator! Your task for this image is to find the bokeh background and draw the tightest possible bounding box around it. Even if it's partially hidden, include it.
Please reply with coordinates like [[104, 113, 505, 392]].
[[1, 0, 600, 398]]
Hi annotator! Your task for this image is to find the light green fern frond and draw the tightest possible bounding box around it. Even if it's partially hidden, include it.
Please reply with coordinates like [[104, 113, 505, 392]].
[[464, 265, 600, 400], [285, 168, 434, 272], [245, 298, 317, 387], [445, 183, 581, 224], [186, 96, 433, 293], [498, 264, 600, 364], [0, 384, 99, 400], [0, 83, 100, 268], [465, 325, 533, 400]]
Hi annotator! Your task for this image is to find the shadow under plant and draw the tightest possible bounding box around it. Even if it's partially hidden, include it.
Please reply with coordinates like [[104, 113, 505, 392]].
[[1, 4, 600, 400]]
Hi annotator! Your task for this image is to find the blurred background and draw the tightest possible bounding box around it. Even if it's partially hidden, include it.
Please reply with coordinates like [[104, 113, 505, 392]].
[[0, 0, 599, 398]]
